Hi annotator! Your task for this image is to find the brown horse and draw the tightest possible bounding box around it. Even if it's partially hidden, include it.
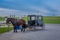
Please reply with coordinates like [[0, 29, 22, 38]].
[[6, 18, 27, 32]]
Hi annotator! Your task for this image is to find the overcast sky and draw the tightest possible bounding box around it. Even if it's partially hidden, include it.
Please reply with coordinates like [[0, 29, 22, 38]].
[[0, 0, 60, 17]]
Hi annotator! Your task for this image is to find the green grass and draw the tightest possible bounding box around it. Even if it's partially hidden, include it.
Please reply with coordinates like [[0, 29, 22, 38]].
[[0, 27, 13, 34], [43, 16, 60, 24], [0, 17, 5, 21]]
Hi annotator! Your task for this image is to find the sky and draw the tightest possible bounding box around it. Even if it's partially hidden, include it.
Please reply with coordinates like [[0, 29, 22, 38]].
[[0, 0, 60, 17]]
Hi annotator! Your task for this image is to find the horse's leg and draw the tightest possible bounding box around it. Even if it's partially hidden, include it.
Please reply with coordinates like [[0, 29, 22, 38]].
[[15, 27, 17, 32], [14, 26, 17, 32], [21, 27, 23, 32], [21, 28, 23, 32], [21, 28, 25, 32], [23, 28, 25, 32], [23, 25, 28, 32], [21, 24, 27, 32], [13, 27, 15, 32], [23, 24, 27, 32], [16, 29, 17, 32]]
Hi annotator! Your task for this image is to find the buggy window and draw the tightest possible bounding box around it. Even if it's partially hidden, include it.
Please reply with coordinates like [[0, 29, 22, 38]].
[[31, 17, 35, 20], [38, 17, 41, 20]]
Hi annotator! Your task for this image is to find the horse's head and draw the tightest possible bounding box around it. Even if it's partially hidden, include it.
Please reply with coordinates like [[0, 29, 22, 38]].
[[6, 18, 16, 24]]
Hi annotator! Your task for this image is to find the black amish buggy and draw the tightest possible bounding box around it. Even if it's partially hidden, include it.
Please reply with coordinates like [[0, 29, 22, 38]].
[[28, 15, 45, 30]]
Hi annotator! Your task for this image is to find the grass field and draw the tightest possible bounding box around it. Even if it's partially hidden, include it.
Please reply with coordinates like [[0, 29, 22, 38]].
[[43, 16, 60, 24], [0, 17, 5, 21], [0, 27, 13, 34]]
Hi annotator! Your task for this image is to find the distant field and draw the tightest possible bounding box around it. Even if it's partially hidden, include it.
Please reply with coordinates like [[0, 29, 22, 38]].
[[22, 16, 60, 24], [43, 16, 60, 24]]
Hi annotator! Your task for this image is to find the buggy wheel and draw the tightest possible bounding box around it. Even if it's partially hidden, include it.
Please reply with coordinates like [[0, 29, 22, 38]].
[[41, 24, 45, 30]]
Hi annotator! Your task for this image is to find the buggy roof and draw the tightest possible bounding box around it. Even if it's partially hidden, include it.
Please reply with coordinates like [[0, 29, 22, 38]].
[[28, 15, 43, 17]]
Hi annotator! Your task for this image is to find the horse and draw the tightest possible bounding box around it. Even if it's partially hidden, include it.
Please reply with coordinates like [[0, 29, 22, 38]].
[[6, 18, 28, 32]]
